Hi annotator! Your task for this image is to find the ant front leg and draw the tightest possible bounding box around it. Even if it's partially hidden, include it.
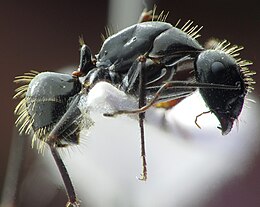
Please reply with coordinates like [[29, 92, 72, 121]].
[[138, 56, 147, 181], [128, 55, 148, 181], [105, 55, 149, 181], [194, 111, 211, 129]]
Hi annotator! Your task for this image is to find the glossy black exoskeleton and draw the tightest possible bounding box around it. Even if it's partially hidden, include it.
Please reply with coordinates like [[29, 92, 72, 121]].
[[73, 19, 206, 181], [69, 10, 255, 182], [13, 8, 255, 207], [14, 71, 93, 149], [70, 11, 254, 182], [195, 49, 247, 134], [14, 71, 93, 206], [74, 21, 254, 134], [76, 21, 204, 91]]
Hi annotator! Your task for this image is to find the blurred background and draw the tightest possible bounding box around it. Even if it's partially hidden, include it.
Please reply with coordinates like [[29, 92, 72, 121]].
[[1, 0, 260, 206]]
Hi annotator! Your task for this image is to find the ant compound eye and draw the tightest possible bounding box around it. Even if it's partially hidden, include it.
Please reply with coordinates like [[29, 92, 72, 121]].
[[211, 61, 226, 78], [14, 71, 93, 150]]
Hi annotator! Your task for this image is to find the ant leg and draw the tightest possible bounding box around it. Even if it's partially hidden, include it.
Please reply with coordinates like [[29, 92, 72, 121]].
[[138, 57, 147, 181], [195, 111, 211, 129], [108, 55, 150, 180], [46, 95, 83, 206], [103, 82, 171, 117], [49, 145, 79, 207]]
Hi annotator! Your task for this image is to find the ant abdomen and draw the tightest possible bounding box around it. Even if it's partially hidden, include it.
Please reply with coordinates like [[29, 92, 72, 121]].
[[14, 71, 86, 149]]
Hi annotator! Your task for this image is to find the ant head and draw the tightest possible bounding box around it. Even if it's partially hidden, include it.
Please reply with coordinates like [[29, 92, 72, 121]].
[[72, 37, 95, 77], [14, 71, 93, 151], [195, 41, 255, 134]]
